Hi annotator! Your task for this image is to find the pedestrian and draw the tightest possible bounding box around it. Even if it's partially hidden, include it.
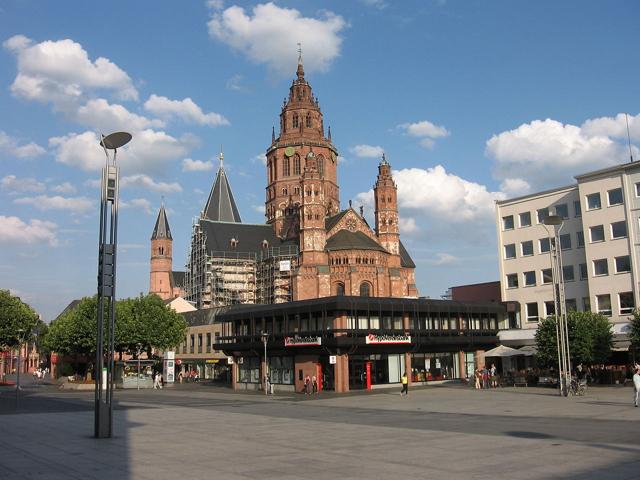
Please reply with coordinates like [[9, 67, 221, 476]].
[[304, 375, 311, 395], [633, 368, 640, 407], [400, 372, 408, 397], [490, 364, 497, 388], [474, 368, 481, 390], [265, 374, 271, 394], [312, 375, 318, 394], [153, 372, 159, 389], [178, 371, 183, 384]]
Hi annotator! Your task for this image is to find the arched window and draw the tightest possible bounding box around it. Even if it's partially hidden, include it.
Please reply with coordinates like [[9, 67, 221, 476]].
[[360, 282, 371, 297], [283, 157, 290, 176], [293, 155, 301, 175], [159, 246, 164, 255], [292, 114, 299, 129], [317, 155, 324, 177], [306, 113, 312, 128], [335, 282, 345, 296]]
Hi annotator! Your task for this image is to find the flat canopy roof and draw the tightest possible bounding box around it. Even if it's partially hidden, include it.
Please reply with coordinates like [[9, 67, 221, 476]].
[[185, 296, 505, 325]]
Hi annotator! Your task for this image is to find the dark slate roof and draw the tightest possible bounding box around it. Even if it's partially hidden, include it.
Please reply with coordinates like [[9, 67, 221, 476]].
[[326, 230, 386, 252], [199, 219, 297, 256], [53, 299, 82, 322], [151, 204, 172, 240], [171, 271, 185, 289], [399, 241, 416, 268], [325, 210, 349, 232], [203, 166, 242, 222]]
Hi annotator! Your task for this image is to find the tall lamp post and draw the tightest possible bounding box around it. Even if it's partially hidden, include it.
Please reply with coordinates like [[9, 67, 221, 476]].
[[95, 131, 132, 438], [136, 343, 143, 391], [15, 328, 25, 408], [542, 214, 572, 397], [261, 332, 269, 395]]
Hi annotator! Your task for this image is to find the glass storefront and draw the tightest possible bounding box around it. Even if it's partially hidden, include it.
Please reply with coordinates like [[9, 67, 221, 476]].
[[349, 354, 403, 389], [411, 352, 459, 382], [238, 356, 294, 385]]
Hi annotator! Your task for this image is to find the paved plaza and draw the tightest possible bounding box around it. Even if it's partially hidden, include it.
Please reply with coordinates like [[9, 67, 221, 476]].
[[1, 382, 639, 479]]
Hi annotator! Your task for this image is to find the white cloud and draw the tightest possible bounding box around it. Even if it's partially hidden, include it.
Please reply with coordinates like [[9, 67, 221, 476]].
[[359, 0, 388, 9], [0, 215, 58, 246], [50, 182, 77, 194], [120, 174, 182, 193], [83, 178, 101, 189], [226, 74, 247, 92], [3, 35, 138, 108], [399, 217, 418, 234], [429, 253, 460, 266], [13, 195, 93, 214], [182, 158, 214, 172], [398, 120, 450, 149], [581, 112, 640, 140], [499, 178, 531, 197], [144, 94, 229, 127], [75, 98, 164, 132], [0, 131, 46, 159], [252, 204, 266, 214], [1, 175, 46, 193], [350, 144, 384, 158], [207, 0, 224, 10], [120, 198, 153, 215], [208, 3, 347, 76], [49, 129, 193, 174], [253, 153, 267, 166], [486, 118, 628, 191]]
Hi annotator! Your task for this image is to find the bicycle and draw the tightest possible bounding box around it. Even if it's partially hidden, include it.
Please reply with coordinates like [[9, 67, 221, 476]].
[[569, 377, 587, 396]]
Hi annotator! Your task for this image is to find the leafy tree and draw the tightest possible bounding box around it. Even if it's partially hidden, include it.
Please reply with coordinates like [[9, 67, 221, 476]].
[[630, 309, 640, 360], [535, 310, 612, 368], [0, 289, 39, 349]]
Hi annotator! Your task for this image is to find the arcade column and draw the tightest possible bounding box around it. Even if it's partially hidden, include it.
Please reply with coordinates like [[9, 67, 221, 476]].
[[334, 354, 349, 393]]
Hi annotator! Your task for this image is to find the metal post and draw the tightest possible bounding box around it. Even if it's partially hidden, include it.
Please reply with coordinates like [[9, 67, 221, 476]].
[[15, 329, 24, 409], [136, 343, 142, 391], [262, 333, 269, 395]]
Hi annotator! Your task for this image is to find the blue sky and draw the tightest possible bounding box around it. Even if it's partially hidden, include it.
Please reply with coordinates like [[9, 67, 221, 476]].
[[1, 0, 638, 320]]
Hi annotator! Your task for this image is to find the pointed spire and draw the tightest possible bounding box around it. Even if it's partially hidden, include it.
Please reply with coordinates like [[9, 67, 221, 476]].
[[151, 203, 172, 240], [272, 126, 275, 143], [203, 159, 242, 223], [296, 42, 305, 80], [328, 125, 332, 141]]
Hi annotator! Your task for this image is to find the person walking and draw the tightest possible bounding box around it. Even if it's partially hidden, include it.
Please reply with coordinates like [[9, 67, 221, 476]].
[[400, 372, 409, 397], [304, 375, 311, 395], [633, 367, 640, 407], [474, 368, 481, 390], [153, 372, 160, 389], [312, 375, 318, 394]]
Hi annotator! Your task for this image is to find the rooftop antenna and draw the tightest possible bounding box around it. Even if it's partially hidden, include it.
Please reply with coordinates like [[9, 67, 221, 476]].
[[219, 146, 224, 169], [625, 113, 634, 163]]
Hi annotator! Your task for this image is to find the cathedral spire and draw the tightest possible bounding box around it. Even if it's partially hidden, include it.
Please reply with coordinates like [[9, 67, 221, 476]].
[[296, 42, 305, 80], [151, 202, 172, 240], [203, 156, 242, 223]]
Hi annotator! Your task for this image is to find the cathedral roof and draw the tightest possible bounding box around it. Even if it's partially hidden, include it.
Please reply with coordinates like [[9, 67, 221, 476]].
[[326, 230, 387, 252], [199, 219, 297, 256], [399, 241, 416, 269], [203, 162, 242, 223], [151, 203, 172, 240], [170, 271, 185, 289], [325, 210, 350, 232]]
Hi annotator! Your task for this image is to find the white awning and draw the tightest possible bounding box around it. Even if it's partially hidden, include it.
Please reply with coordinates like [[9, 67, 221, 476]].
[[483, 345, 522, 357]]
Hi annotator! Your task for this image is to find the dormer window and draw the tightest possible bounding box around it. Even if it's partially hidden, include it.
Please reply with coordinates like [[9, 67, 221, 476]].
[[262, 240, 269, 249], [230, 238, 238, 248]]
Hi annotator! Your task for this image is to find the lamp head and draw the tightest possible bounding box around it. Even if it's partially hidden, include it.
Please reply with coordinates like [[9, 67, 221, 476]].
[[543, 215, 563, 226], [100, 132, 132, 150]]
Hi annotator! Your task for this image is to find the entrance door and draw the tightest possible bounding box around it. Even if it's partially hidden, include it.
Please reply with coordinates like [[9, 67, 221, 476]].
[[349, 358, 367, 390]]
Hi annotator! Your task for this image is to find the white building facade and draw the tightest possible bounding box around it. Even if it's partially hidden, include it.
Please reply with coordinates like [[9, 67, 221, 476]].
[[496, 162, 640, 345]]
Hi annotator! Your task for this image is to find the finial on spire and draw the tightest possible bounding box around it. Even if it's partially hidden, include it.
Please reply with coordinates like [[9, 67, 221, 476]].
[[272, 126, 275, 143], [219, 148, 224, 169], [328, 125, 332, 141], [296, 42, 305, 80], [297, 42, 303, 64], [380, 152, 389, 166]]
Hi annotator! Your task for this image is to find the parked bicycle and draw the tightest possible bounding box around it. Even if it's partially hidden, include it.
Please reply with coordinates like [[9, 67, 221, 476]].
[[569, 377, 587, 396]]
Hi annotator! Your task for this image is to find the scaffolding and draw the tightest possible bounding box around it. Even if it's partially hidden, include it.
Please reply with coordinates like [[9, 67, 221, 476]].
[[256, 245, 299, 304], [208, 251, 257, 306], [184, 218, 207, 308]]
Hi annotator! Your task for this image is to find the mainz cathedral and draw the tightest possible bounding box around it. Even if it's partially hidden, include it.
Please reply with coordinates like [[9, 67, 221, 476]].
[[150, 55, 418, 308]]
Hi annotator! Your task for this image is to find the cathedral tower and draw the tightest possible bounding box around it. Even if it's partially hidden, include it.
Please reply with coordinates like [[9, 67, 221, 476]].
[[374, 154, 401, 264], [150, 203, 174, 300], [265, 51, 340, 237]]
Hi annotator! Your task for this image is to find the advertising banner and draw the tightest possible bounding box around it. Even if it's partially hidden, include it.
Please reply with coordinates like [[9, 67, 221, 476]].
[[284, 336, 322, 347], [365, 333, 411, 345]]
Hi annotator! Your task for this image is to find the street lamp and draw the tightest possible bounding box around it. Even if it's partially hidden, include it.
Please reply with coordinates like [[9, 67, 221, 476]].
[[261, 332, 269, 395], [542, 214, 572, 397], [95, 131, 131, 438], [136, 343, 143, 391], [15, 328, 25, 409]]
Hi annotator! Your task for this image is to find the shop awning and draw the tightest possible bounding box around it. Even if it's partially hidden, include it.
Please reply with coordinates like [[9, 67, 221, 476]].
[[517, 345, 537, 356], [483, 345, 522, 357]]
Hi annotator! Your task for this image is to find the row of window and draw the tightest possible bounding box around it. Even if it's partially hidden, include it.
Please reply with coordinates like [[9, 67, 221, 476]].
[[503, 221, 627, 259], [502, 187, 627, 231], [181, 331, 220, 354], [506, 255, 631, 288], [525, 291, 635, 321]]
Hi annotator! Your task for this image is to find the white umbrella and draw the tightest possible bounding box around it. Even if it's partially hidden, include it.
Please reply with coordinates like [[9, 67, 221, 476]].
[[517, 345, 537, 357], [483, 345, 521, 357]]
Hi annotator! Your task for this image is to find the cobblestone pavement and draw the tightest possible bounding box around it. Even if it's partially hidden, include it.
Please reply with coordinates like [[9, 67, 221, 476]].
[[1, 383, 639, 479]]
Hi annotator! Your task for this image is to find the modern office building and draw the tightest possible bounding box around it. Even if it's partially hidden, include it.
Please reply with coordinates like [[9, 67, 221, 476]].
[[496, 162, 639, 347]]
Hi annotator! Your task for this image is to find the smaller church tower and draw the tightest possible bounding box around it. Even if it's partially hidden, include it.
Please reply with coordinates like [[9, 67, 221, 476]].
[[150, 202, 174, 300], [374, 154, 401, 263]]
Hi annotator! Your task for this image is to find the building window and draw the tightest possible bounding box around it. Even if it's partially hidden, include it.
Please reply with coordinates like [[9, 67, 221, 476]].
[[559, 234, 571, 250], [504, 243, 516, 259], [526, 302, 539, 322], [554, 203, 569, 219], [541, 268, 552, 284], [579, 263, 588, 280], [537, 207, 550, 223], [615, 255, 631, 273], [521, 240, 533, 256], [593, 259, 608, 276], [359, 282, 371, 297], [574, 200, 582, 217], [611, 221, 627, 239], [306, 113, 311, 128], [596, 294, 612, 316], [293, 155, 301, 175], [590, 225, 605, 243], [523, 271, 536, 286], [608, 188, 623, 206], [292, 114, 299, 128], [190, 334, 195, 354], [506, 273, 518, 289], [563, 265, 574, 282], [283, 157, 290, 176], [544, 301, 555, 317], [206, 333, 211, 353], [583, 297, 591, 311], [636, 183, 640, 197], [502, 215, 514, 230], [519, 212, 531, 227], [586, 192, 601, 210], [317, 155, 324, 177], [566, 298, 577, 311], [576, 231, 584, 248], [335, 282, 345, 296], [539, 237, 551, 253], [619, 292, 635, 315]]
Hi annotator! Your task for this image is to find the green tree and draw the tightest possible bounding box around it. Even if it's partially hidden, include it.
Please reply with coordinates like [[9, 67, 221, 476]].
[[0, 289, 39, 349], [629, 309, 640, 361], [535, 310, 613, 368]]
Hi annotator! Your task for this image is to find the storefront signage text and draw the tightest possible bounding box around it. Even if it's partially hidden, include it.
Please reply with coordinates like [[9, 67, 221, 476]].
[[284, 336, 322, 347], [365, 333, 411, 344]]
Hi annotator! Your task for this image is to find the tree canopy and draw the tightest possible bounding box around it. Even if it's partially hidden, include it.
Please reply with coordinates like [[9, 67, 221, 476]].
[[630, 309, 640, 357], [535, 310, 612, 368], [0, 289, 39, 349], [45, 294, 187, 358]]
